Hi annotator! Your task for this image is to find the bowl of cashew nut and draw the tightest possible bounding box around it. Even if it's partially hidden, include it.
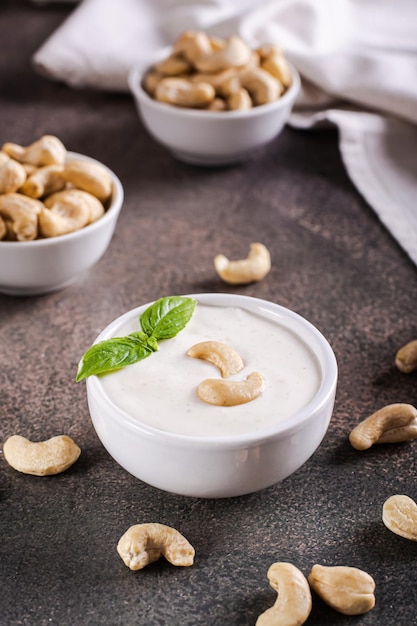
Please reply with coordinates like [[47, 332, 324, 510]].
[[81, 293, 337, 498], [0, 135, 124, 296], [128, 31, 301, 166]]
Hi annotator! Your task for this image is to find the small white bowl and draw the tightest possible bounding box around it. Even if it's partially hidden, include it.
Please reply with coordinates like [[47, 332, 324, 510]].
[[128, 49, 301, 166], [0, 152, 123, 296], [86, 293, 337, 498]]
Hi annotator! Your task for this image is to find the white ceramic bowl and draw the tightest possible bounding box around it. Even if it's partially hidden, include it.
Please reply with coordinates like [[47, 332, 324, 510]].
[[0, 152, 124, 296], [86, 293, 337, 498], [128, 49, 301, 166]]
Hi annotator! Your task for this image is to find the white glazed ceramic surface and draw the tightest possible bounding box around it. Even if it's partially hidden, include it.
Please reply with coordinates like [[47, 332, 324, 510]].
[[128, 49, 301, 166], [0, 152, 124, 296], [86, 293, 338, 498]]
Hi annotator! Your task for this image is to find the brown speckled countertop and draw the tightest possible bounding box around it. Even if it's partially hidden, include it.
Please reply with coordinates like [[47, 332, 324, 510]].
[[1, 2, 417, 625]]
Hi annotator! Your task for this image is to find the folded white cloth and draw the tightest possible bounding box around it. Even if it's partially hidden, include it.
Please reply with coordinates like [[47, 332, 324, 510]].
[[32, 0, 417, 266]]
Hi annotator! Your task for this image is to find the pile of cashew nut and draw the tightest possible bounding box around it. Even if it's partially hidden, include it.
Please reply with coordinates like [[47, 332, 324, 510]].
[[143, 31, 292, 111], [0, 135, 113, 241]]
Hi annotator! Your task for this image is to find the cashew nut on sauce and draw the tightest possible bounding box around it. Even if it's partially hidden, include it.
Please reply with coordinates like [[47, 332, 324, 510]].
[[197, 371, 265, 406], [3, 434, 81, 476], [256, 562, 312, 626], [117, 523, 195, 571], [349, 403, 417, 450], [187, 340, 244, 378], [0, 135, 111, 241], [143, 31, 291, 111], [214, 242, 271, 284], [383, 494, 417, 541], [308, 564, 375, 615]]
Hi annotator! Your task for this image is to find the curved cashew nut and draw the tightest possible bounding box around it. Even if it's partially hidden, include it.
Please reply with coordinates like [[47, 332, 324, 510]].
[[227, 88, 252, 111], [193, 35, 252, 73], [0, 152, 27, 193], [349, 403, 417, 450], [155, 77, 215, 108], [154, 54, 192, 76], [190, 68, 240, 95], [0, 192, 42, 241], [21, 164, 66, 199], [39, 189, 104, 237], [117, 523, 195, 571], [214, 242, 271, 285], [256, 562, 312, 626], [383, 494, 417, 541], [238, 67, 283, 105], [62, 159, 113, 203], [3, 434, 81, 476], [197, 371, 265, 406], [187, 341, 244, 378], [257, 44, 292, 88], [395, 339, 417, 373], [172, 30, 212, 63], [308, 564, 375, 616], [2, 134, 66, 166]]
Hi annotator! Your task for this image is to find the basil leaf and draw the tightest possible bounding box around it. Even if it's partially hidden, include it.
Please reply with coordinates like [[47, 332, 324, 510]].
[[140, 296, 197, 340], [76, 332, 155, 382]]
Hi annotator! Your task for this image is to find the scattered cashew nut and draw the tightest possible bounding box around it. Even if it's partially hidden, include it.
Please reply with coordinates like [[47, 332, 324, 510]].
[[214, 242, 271, 284], [349, 403, 417, 450], [117, 523, 195, 571], [2, 134, 66, 166], [395, 339, 417, 373], [0, 192, 43, 241], [197, 371, 265, 406], [308, 564, 375, 615], [3, 434, 81, 476], [0, 152, 27, 194], [256, 562, 312, 626], [383, 494, 417, 541], [187, 341, 244, 378]]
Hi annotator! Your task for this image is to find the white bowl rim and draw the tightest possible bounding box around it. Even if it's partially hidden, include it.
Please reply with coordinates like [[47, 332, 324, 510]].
[[0, 151, 124, 248], [86, 293, 337, 449], [128, 47, 301, 120]]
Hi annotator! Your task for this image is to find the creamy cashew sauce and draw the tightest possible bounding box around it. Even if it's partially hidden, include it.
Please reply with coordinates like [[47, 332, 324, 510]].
[[99, 304, 321, 437]]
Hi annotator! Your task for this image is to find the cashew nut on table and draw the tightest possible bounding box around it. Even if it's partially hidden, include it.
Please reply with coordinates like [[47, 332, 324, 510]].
[[0, 134, 112, 241], [117, 523, 195, 571], [142, 31, 292, 111], [256, 562, 312, 626], [3, 434, 81, 476], [214, 242, 271, 284], [349, 403, 417, 450], [308, 564, 375, 615]]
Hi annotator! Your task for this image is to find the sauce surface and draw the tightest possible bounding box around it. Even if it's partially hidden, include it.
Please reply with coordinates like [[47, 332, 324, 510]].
[[100, 304, 321, 437]]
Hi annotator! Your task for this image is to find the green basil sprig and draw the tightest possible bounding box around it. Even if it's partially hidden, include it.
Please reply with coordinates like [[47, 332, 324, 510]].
[[76, 296, 197, 382]]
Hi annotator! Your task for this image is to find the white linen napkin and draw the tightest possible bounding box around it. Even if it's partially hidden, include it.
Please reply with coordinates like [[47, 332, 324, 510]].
[[32, 0, 417, 266]]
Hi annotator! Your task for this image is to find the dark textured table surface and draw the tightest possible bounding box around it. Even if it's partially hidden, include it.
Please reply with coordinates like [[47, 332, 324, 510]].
[[1, 2, 417, 625]]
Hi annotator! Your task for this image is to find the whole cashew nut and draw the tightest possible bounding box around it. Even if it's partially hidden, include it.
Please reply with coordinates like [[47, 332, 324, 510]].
[[39, 189, 104, 237], [62, 159, 113, 203], [395, 339, 417, 373], [187, 341, 244, 378], [21, 164, 66, 199], [2, 134, 66, 166], [117, 523, 195, 571], [256, 562, 312, 626], [257, 44, 292, 88], [349, 403, 417, 450], [0, 152, 27, 193], [197, 371, 265, 406], [154, 54, 192, 76], [308, 564, 375, 615], [238, 67, 283, 105], [3, 434, 81, 476], [173, 30, 212, 63], [193, 35, 252, 73], [214, 242, 271, 284], [383, 494, 417, 541], [0, 192, 43, 241], [155, 77, 215, 108]]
